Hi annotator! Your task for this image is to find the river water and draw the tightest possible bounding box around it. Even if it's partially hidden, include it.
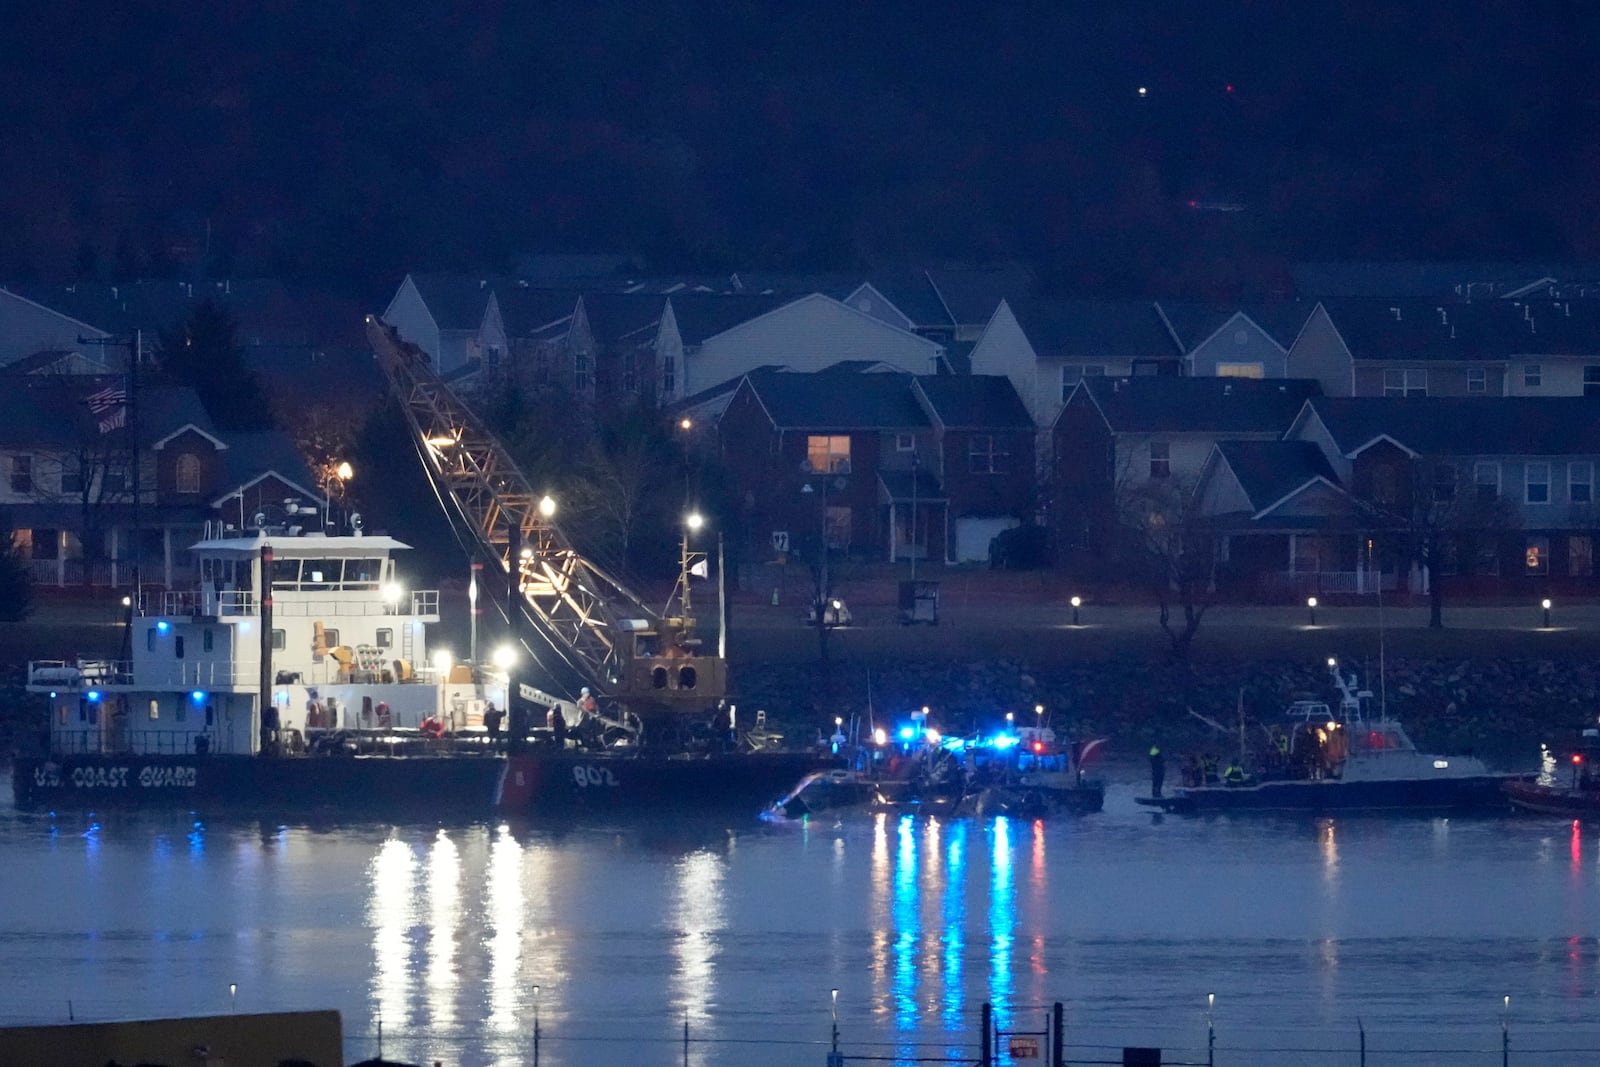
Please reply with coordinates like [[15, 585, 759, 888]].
[[2, 764, 1598, 1067]]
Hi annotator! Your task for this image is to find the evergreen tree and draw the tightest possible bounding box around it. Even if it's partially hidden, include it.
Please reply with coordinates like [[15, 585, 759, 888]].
[[155, 299, 274, 430]]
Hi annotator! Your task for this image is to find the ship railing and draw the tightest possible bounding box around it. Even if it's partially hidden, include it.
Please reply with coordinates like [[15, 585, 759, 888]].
[[270, 591, 440, 618], [29, 659, 135, 688], [52, 729, 214, 757], [142, 590, 259, 617]]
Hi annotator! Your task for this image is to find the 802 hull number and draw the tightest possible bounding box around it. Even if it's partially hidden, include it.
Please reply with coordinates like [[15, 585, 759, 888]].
[[572, 765, 619, 788]]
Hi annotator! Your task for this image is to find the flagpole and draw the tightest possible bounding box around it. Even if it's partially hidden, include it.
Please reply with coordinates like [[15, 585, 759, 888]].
[[130, 329, 141, 600]]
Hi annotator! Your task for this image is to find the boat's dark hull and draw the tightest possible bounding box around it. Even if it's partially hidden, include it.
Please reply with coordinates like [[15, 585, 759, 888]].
[[500, 750, 834, 813], [1138, 774, 1515, 814], [13, 749, 835, 816], [1504, 779, 1600, 817]]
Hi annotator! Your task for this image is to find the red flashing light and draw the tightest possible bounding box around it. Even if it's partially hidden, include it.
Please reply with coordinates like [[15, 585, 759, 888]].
[[1575, 754, 1584, 764], [1032, 741, 1044, 754], [1225, 84, 1234, 93]]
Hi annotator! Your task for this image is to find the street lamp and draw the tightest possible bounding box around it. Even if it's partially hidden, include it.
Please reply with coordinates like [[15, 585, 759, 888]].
[[1070, 595, 1081, 625], [1542, 598, 1552, 628], [1307, 596, 1318, 626], [323, 460, 353, 530]]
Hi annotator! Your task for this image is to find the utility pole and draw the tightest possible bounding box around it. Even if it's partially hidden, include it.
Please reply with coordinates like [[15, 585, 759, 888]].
[[79, 330, 141, 657]]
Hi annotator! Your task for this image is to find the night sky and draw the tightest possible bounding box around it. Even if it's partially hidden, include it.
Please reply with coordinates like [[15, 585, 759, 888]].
[[1, 1, 1595, 297]]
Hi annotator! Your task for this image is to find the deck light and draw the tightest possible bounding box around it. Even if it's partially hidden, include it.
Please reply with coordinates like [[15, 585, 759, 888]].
[[87, 690, 101, 702], [492, 645, 516, 670], [1327, 656, 1338, 669], [383, 582, 403, 603], [538, 495, 557, 518], [191, 690, 205, 703], [874, 728, 887, 745], [121, 595, 131, 607], [686, 512, 705, 531], [156, 620, 170, 633]]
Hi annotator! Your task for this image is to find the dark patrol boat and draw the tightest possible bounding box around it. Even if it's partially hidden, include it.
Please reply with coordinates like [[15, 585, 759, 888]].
[[1138, 659, 1514, 815]]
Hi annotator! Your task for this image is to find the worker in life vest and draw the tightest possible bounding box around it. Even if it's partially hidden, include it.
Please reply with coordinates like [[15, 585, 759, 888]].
[[375, 701, 392, 729], [1223, 763, 1246, 786], [577, 687, 598, 717], [419, 714, 445, 739]]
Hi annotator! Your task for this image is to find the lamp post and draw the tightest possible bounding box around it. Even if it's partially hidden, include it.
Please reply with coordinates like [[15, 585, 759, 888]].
[[681, 511, 704, 620], [1542, 598, 1552, 628], [678, 417, 694, 508], [1070, 595, 1081, 625], [322, 460, 352, 531], [1307, 596, 1318, 626]]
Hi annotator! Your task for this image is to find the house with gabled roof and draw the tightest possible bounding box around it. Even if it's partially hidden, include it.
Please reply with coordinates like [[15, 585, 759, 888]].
[[911, 376, 1037, 562], [382, 273, 506, 379], [0, 378, 317, 589], [0, 287, 113, 369], [970, 298, 1183, 435], [1050, 376, 1321, 569], [1155, 302, 1315, 379], [1268, 396, 1600, 595], [925, 264, 1036, 342], [1287, 299, 1600, 398]]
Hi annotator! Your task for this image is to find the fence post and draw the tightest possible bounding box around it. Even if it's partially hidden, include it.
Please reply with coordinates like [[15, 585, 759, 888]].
[[1502, 994, 1510, 1067], [1357, 1016, 1365, 1067], [980, 1002, 993, 1067], [1052, 1002, 1064, 1067]]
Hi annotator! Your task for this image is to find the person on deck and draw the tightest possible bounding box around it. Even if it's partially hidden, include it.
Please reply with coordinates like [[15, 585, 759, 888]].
[[577, 687, 598, 718], [547, 704, 568, 747], [1149, 745, 1166, 798], [483, 702, 503, 744]]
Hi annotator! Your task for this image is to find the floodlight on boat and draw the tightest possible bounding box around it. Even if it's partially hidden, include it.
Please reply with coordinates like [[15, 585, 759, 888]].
[[432, 650, 453, 674], [427, 434, 457, 447], [1433, 759, 1449, 769], [1327, 656, 1338, 668], [121, 596, 131, 607], [383, 582, 403, 603], [925, 729, 941, 743], [873, 728, 887, 745], [538, 495, 557, 518], [492, 645, 516, 670], [686, 512, 705, 531]]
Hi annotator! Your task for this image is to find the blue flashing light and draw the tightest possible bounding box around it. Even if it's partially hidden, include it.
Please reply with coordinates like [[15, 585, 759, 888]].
[[898, 726, 915, 741], [156, 620, 170, 633], [943, 737, 967, 751], [991, 735, 1020, 750], [86, 690, 102, 703], [48, 690, 57, 699], [191, 690, 206, 703]]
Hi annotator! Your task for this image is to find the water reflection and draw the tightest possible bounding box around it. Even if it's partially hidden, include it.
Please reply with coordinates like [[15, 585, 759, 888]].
[[942, 821, 967, 1032], [368, 837, 418, 1032], [990, 817, 1014, 1030], [486, 823, 523, 1033], [893, 815, 919, 1037], [426, 830, 460, 1037], [672, 850, 724, 1066]]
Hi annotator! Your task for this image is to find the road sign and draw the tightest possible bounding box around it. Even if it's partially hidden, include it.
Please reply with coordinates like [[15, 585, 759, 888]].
[[771, 530, 789, 553], [1008, 1035, 1040, 1059]]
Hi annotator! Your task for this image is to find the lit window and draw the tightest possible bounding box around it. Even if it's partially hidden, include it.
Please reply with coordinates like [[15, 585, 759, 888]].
[[968, 435, 1009, 475], [1571, 462, 1593, 504], [1525, 536, 1549, 574], [175, 453, 202, 494], [1216, 363, 1263, 379], [1524, 364, 1542, 389], [1149, 441, 1171, 479], [149, 699, 160, 721], [1467, 368, 1486, 394], [806, 435, 851, 474], [1525, 462, 1550, 505]]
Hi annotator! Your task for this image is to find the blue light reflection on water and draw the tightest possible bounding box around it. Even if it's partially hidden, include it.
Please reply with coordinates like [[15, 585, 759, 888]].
[[10, 780, 1600, 1067]]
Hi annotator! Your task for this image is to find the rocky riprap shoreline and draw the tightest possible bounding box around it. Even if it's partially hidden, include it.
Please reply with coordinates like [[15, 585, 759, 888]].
[[732, 657, 1600, 767]]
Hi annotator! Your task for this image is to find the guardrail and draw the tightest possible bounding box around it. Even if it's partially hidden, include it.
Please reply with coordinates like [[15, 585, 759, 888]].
[[137, 590, 439, 619], [52, 728, 213, 756]]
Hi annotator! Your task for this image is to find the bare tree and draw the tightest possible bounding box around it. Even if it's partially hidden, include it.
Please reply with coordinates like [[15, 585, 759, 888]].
[[1117, 476, 1221, 659], [1394, 459, 1522, 629], [34, 377, 132, 584]]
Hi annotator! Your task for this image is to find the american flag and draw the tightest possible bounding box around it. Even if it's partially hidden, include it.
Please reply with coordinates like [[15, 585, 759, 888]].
[[85, 385, 127, 433]]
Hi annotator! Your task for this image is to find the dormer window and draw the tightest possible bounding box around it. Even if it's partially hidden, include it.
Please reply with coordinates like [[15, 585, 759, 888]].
[[175, 453, 202, 494]]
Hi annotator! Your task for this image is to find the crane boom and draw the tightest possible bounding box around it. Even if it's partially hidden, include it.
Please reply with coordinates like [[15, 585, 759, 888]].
[[365, 315, 725, 716]]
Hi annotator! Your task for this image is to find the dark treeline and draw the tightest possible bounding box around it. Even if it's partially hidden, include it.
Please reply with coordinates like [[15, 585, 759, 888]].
[[0, 3, 1595, 299]]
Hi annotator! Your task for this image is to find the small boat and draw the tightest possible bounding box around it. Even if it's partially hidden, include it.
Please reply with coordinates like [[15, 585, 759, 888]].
[[1138, 660, 1514, 815], [760, 721, 1105, 822], [1503, 731, 1600, 817]]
